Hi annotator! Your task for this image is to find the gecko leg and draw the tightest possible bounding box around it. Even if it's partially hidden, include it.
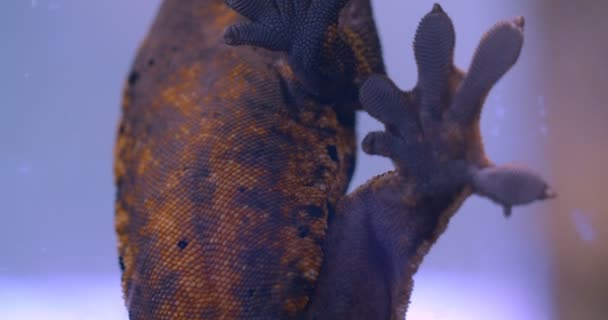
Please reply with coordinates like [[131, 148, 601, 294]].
[[306, 6, 556, 319], [224, 0, 357, 99], [305, 6, 557, 319]]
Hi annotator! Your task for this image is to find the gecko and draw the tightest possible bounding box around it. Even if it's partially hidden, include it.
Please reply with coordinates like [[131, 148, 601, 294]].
[[115, 0, 554, 319]]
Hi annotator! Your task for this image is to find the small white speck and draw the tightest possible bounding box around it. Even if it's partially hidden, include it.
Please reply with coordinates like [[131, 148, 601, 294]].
[[539, 124, 548, 136], [30, 0, 38, 8], [490, 126, 500, 137], [24, 72, 31, 80], [41, 247, 48, 253]]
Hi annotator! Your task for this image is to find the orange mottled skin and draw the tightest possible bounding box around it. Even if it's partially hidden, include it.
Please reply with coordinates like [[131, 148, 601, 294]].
[[115, 0, 383, 318]]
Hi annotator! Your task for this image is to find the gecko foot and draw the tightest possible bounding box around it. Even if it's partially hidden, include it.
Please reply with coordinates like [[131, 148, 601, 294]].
[[360, 4, 554, 210], [224, 0, 355, 97]]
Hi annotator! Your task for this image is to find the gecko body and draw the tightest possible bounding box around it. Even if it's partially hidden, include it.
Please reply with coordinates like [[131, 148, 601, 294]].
[[115, 1, 553, 319]]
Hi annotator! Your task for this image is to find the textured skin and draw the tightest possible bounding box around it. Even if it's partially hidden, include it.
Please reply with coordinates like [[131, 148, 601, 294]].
[[114, 0, 383, 319]]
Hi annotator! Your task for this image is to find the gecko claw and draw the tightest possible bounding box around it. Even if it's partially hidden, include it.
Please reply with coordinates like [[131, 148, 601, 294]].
[[431, 3, 444, 13]]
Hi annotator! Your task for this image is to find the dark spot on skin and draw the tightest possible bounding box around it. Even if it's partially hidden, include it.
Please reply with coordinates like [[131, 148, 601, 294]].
[[177, 240, 188, 250], [171, 46, 179, 52], [305, 205, 324, 218], [238, 186, 246, 193], [147, 59, 155, 66], [326, 145, 339, 162], [297, 225, 310, 238], [118, 124, 125, 135], [128, 71, 140, 86], [118, 256, 125, 272]]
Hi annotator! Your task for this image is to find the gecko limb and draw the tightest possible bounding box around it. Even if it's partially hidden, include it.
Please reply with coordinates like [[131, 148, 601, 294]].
[[303, 5, 556, 319], [225, 0, 357, 99], [361, 4, 550, 210]]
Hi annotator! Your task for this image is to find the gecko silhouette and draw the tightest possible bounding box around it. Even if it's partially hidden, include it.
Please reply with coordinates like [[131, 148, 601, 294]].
[[115, 1, 554, 319]]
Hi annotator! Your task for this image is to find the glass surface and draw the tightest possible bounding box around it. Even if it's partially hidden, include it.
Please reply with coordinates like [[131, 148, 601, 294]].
[[1, 0, 605, 319]]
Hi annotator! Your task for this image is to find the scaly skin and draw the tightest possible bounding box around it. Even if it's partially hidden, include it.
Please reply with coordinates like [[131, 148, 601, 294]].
[[114, 0, 383, 318]]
